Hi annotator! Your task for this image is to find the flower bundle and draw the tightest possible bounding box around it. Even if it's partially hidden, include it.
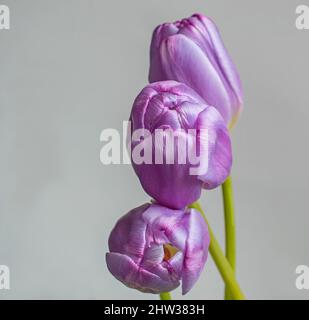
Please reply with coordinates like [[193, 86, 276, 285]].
[[106, 13, 245, 299]]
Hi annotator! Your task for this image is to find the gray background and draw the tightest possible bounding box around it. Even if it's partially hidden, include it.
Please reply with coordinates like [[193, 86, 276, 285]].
[[0, 0, 308, 299]]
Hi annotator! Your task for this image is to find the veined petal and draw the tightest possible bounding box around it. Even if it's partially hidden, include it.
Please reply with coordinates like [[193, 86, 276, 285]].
[[193, 14, 243, 109], [149, 24, 179, 82], [106, 252, 180, 294], [108, 203, 149, 263], [196, 106, 232, 189], [160, 34, 232, 124], [168, 251, 184, 275], [141, 244, 164, 268], [181, 209, 210, 294]]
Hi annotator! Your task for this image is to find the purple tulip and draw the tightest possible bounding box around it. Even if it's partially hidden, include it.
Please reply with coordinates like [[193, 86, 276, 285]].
[[149, 13, 243, 127], [106, 203, 210, 294], [129, 80, 232, 209]]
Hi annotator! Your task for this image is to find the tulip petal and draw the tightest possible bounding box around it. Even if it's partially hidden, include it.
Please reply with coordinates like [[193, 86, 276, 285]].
[[106, 252, 180, 294], [141, 244, 164, 267], [108, 203, 149, 263], [192, 14, 243, 109], [160, 34, 232, 123], [142, 204, 186, 247], [181, 209, 210, 294], [149, 24, 179, 82], [168, 251, 184, 275], [196, 106, 232, 189]]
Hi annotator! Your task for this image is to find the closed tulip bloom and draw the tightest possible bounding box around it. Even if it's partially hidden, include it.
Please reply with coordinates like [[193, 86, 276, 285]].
[[149, 13, 243, 127], [106, 203, 210, 294], [129, 80, 232, 209]]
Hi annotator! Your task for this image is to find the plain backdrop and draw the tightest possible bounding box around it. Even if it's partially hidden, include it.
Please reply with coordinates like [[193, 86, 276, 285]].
[[1, 0, 309, 299]]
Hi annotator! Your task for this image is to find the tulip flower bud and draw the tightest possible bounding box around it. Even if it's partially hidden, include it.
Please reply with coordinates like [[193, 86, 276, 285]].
[[106, 203, 210, 295], [129, 81, 232, 209], [149, 13, 243, 127]]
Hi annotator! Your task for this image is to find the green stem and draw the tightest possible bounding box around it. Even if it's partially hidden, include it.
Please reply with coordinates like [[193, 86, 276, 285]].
[[159, 292, 171, 300], [222, 176, 236, 300], [189, 201, 245, 300]]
